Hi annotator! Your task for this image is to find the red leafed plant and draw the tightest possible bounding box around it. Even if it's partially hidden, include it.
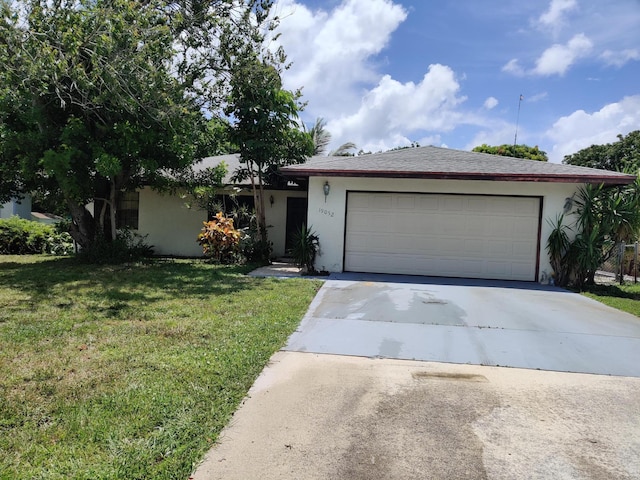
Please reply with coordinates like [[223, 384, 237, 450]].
[[197, 212, 242, 263]]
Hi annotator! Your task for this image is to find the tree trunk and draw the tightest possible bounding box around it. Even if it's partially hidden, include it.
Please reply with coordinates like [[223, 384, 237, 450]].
[[247, 161, 267, 243], [109, 180, 117, 241], [68, 201, 96, 249], [257, 170, 267, 243]]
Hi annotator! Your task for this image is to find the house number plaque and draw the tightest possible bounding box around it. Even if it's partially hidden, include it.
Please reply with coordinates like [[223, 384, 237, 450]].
[[318, 208, 335, 217]]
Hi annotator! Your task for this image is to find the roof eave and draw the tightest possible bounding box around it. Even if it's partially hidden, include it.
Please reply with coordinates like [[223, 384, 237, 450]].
[[279, 169, 636, 185]]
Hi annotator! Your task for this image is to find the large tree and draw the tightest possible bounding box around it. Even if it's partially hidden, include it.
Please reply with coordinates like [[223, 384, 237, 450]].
[[0, 0, 274, 248], [472, 144, 548, 161], [563, 131, 640, 172]]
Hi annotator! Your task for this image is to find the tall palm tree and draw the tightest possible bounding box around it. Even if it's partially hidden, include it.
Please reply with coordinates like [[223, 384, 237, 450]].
[[329, 142, 357, 156], [308, 117, 357, 156], [309, 118, 331, 155]]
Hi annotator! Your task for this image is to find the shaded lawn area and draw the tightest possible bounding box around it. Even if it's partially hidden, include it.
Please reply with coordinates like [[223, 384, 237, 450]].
[[582, 282, 640, 317], [0, 255, 321, 480]]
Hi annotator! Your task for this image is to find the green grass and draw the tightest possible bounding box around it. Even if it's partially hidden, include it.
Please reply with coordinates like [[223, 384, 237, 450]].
[[582, 282, 640, 317], [0, 255, 321, 480]]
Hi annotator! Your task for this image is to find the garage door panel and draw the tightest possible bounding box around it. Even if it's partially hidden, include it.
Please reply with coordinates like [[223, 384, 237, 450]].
[[417, 196, 441, 210], [345, 192, 540, 281], [513, 241, 537, 257], [397, 196, 417, 209]]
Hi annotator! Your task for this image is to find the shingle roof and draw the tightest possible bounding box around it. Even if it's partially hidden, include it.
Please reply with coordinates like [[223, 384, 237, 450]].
[[279, 146, 636, 185], [193, 154, 243, 184]]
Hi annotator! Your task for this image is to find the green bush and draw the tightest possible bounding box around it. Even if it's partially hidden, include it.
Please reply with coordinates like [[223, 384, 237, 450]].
[[291, 224, 319, 274], [197, 212, 242, 263], [0, 216, 73, 255], [238, 227, 273, 263], [76, 229, 154, 264]]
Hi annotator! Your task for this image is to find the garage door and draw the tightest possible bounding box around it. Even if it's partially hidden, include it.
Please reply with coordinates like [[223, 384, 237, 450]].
[[344, 192, 540, 281]]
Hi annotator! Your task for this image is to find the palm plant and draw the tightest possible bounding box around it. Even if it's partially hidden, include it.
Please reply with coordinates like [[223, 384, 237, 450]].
[[291, 224, 319, 274], [546, 215, 572, 286], [554, 179, 640, 289]]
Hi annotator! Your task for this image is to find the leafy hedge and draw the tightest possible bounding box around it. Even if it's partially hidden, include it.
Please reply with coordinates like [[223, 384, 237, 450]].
[[0, 216, 74, 255]]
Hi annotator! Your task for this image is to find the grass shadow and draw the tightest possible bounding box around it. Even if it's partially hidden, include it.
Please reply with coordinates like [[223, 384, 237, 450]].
[[0, 256, 264, 307], [583, 283, 640, 301]]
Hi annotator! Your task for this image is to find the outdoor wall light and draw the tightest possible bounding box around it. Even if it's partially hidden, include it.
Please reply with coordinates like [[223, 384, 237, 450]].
[[323, 181, 330, 202], [269, 195, 274, 207]]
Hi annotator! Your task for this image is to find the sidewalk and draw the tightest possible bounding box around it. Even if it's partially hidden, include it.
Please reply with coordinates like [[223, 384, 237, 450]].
[[248, 261, 303, 278]]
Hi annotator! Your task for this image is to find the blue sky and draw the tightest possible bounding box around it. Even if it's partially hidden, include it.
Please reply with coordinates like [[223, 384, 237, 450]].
[[269, 0, 640, 162]]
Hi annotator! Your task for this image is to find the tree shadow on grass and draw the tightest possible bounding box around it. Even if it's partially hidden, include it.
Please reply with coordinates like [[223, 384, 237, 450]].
[[583, 283, 640, 301], [0, 256, 265, 307]]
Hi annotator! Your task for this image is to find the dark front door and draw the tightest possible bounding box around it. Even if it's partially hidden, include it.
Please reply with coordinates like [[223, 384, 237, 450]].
[[285, 197, 308, 253]]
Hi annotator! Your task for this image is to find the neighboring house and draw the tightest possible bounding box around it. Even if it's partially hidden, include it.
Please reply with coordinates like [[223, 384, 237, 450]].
[[132, 154, 308, 257], [0, 196, 32, 220], [31, 212, 64, 225], [281, 146, 635, 282]]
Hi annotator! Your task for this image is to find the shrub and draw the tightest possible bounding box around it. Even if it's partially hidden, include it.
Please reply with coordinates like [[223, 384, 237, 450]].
[[197, 212, 242, 263], [291, 224, 319, 274], [238, 225, 273, 263], [76, 229, 154, 264], [46, 231, 75, 255], [0, 216, 73, 255]]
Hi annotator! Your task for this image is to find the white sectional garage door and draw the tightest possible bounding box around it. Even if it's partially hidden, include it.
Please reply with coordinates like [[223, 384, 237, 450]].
[[344, 192, 540, 281]]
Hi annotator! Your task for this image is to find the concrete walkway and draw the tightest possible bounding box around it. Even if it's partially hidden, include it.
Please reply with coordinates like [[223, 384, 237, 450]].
[[192, 352, 640, 480], [248, 261, 303, 278]]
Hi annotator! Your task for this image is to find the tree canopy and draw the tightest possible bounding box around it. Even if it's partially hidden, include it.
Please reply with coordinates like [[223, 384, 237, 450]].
[[563, 131, 640, 172], [226, 55, 313, 244], [472, 144, 548, 161], [0, 0, 275, 248]]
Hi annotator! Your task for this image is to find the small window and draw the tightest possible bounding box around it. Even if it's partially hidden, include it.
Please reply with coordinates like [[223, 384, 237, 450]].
[[207, 194, 255, 228], [116, 191, 139, 230]]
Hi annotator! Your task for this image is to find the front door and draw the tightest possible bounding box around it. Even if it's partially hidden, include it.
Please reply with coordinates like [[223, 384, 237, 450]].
[[285, 197, 308, 253]]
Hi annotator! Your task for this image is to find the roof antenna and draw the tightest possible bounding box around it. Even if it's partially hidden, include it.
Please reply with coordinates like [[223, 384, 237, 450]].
[[514, 94, 523, 147]]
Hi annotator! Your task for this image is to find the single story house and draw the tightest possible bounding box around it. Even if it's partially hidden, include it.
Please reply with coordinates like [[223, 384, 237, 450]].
[[280, 146, 635, 282], [132, 154, 308, 257]]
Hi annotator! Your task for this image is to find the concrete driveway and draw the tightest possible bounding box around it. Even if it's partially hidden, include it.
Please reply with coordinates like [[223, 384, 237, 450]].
[[192, 274, 640, 479], [285, 273, 640, 377]]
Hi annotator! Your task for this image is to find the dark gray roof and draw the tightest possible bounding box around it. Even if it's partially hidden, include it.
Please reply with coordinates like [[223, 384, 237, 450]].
[[194, 154, 243, 184], [280, 146, 635, 185]]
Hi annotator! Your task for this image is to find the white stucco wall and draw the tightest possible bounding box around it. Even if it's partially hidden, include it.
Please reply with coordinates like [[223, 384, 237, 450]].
[[137, 187, 307, 258], [306, 176, 581, 279], [138, 188, 208, 256], [0, 196, 32, 220]]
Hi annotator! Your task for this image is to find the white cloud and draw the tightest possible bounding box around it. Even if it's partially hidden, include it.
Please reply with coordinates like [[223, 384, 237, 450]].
[[502, 58, 525, 76], [528, 92, 549, 102], [538, 0, 577, 30], [484, 97, 499, 110], [532, 33, 593, 76], [600, 49, 640, 68], [464, 122, 520, 152], [545, 95, 640, 162], [271, 1, 483, 154], [272, 0, 407, 117], [326, 64, 467, 153]]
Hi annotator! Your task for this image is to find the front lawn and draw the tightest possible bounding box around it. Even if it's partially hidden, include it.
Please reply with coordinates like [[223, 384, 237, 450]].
[[0, 256, 321, 480], [582, 282, 640, 317]]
